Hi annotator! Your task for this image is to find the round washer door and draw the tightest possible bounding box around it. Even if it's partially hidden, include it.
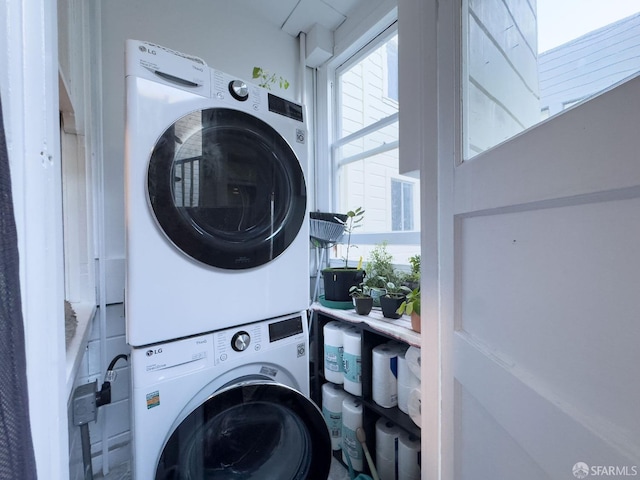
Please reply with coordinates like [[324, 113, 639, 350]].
[[147, 108, 307, 269], [155, 380, 331, 480]]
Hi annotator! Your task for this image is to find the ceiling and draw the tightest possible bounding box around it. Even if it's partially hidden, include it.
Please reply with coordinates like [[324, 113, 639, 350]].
[[248, 0, 369, 36]]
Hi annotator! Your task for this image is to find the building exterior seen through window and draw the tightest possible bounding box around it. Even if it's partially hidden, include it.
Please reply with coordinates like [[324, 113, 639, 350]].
[[391, 179, 414, 232], [332, 28, 420, 267], [463, 0, 640, 160]]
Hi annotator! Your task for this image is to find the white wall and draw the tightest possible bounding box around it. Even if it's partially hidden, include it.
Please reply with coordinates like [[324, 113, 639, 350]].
[[68, 306, 130, 479]]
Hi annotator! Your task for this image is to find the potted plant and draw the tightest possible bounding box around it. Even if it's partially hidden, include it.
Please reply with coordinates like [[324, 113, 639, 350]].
[[366, 275, 388, 306], [379, 282, 411, 319], [405, 254, 421, 290], [321, 207, 365, 302], [364, 242, 395, 305], [396, 287, 421, 332], [349, 283, 373, 316]]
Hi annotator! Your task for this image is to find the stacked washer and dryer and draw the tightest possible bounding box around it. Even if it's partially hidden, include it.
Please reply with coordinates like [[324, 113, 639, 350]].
[[124, 40, 330, 479]]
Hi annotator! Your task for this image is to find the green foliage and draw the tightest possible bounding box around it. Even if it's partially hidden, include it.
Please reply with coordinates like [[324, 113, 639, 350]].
[[366, 275, 388, 289], [364, 242, 395, 288], [334, 207, 365, 267], [252, 67, 290, 90], [396, 252, 421, 288], [384, 282, 411, 298], [349, 283, 371, 298], [397, 287, 421, 316], [408, 254, 421, 280]]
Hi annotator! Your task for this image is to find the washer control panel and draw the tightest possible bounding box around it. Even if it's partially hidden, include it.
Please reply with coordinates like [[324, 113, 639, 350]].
[[213, 312, 305, 365]]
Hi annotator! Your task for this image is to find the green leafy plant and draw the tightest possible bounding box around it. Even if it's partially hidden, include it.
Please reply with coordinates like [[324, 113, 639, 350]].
[[396, 253, 421, 288], [408, 254, 421, 282], [384, 282, 411, 298], [252, 67, 290, 90], [349, 283, 371, 298], [397, 287, 421, 316], [366, 275, 388, 289], [364, 242, 396, 289], [334, 207, 365, 267]]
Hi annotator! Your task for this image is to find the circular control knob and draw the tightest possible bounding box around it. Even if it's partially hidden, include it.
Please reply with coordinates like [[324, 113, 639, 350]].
[[229, 80, 249, 101], [231, 331, 251, 351]]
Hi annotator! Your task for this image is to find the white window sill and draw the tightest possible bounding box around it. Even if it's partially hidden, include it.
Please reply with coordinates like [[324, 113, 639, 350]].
[[65, 302, 97, 399]]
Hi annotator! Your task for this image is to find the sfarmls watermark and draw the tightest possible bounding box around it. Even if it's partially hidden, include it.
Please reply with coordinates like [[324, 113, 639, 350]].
[[573, 462, 638, 478]]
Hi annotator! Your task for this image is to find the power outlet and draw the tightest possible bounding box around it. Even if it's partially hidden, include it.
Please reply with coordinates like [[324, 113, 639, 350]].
[[72, 380, 98, 426]]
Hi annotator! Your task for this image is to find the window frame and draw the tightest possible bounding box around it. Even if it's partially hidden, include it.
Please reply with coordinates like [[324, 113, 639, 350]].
[[316, 19, 420, 252]]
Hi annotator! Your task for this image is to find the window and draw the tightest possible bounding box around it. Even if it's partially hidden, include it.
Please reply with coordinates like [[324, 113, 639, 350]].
[[326, 24, 420, 266], [462, 0, 640, 160], [391, 179, 414, 231], [385, 39, 399, 102]]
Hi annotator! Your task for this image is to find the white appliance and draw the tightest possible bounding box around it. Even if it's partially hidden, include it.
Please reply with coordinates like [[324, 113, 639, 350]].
[[125, 40, 309, 346], [131, 312, 331, 479]]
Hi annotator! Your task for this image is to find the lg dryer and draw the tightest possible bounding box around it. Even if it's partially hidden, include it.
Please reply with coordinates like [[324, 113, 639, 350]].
[[125, 40, 309, 346]]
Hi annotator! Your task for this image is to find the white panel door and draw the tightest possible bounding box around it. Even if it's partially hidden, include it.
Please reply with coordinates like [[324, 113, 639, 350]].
[[400, 1, 640, 478], [448, 51, 640, 480]]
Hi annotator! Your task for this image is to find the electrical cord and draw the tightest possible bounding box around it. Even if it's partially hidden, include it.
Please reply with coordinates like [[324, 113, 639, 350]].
[[73, 353, 129, 480], [96, 354, 129, 407], [105, 354, 129, 381]]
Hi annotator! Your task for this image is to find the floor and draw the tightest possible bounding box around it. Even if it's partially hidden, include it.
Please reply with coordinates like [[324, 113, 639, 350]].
[[94, 457, 350, 479]]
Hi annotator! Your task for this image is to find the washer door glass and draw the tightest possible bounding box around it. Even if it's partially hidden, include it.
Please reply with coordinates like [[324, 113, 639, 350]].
[[155, 381, 331, 480], [148, 108, 306, 269]]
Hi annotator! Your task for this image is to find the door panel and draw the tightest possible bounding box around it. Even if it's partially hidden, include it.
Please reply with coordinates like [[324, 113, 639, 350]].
[[450, 75, 640, 478], [400, 0, 640, 475], [455, 75, 640, 213], [455, 379, 553, 480]]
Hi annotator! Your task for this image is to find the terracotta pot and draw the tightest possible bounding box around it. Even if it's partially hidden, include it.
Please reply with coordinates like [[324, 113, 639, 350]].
[[411, 311, 421, 333]]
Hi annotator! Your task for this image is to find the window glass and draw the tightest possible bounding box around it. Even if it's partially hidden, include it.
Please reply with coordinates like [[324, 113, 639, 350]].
[[385, 39, 399, 102], [463, 0, 640, 160], [392, 179, 414, 231], [332, 28, 420, 267]]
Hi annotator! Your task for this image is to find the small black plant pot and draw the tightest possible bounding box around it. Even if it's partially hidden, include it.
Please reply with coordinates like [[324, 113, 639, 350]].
[[322, 268, 365, 302], [352, 296, 373, 315], [380, 295, 406, 319]]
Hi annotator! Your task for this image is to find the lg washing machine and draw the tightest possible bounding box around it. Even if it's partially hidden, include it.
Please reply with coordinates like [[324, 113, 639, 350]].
[[124, 40, 310, 346], [130, 312, 331, 479]]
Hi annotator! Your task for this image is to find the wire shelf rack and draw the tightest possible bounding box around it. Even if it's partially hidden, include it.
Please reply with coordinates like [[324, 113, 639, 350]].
[[310, 213, 347, 302]]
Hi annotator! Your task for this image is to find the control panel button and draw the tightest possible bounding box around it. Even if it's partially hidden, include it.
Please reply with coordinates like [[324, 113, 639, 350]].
[[231, 331, 251, 352], [229, 80, 249, 101]]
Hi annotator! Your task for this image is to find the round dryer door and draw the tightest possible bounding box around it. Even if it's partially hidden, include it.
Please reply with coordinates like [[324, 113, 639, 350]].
[[147, 108, 307, 269], [154, 380, 331, 480]]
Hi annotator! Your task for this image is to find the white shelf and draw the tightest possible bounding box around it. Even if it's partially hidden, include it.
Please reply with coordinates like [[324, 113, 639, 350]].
[[311, 302, 420, 347]]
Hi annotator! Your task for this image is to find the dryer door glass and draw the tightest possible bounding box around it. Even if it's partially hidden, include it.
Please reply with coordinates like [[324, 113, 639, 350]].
[[155, 382, 331, 480], [148, 108, 306, 269]]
